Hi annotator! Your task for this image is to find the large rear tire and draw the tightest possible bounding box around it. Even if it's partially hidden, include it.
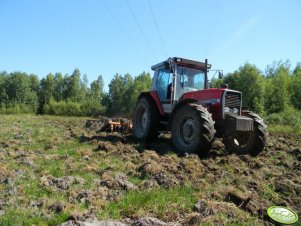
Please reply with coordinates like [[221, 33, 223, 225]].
[[223, 111, 267, 155], [171, 103, 215, 155], [132, 96, 160, 141]]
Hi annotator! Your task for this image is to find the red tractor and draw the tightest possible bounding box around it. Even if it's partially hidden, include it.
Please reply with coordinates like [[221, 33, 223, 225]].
[[132, 57, 267, 155]]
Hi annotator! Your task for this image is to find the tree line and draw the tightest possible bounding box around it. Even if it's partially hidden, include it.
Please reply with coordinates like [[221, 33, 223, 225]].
[[0, 69, 151, 116], [211, 60, 301, 114], [0, 60, 300, 120]]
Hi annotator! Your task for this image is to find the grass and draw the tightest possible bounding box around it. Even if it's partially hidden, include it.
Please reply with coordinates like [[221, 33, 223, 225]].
[[99, 186, 196, 220], [128, 175, 143, 185], [264, 109, 301, 134], [22, 179, 53, 198], [0, 208, 69, 226], [268, 124, 301, 134], [263, 184, 277, 201]]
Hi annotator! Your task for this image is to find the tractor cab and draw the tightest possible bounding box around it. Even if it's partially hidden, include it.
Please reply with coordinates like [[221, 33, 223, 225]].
[[151, 57, 211, 113]]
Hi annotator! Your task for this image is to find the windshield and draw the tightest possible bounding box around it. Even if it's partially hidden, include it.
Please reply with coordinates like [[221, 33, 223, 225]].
[[175, 66, 205, 99]]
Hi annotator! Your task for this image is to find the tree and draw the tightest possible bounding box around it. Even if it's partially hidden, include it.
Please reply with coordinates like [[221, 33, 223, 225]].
[[98, 75, 104, 95], [81, 74, 89, 94], [64, 68, 84, 102], [210, 78, 224, 88], [39, 73, 55, 105], [29, 74, 39, 93], [127, 71, 152, 113], [90, 75, 104, 100], [290, 63, 301, 109], [107, 73, 134, 116], [0, 72, 8, 106], [5, 72, 38, 112], [223, 63, 265, 113], [53, 72, 65, 101], [265, 61, 292, 113]]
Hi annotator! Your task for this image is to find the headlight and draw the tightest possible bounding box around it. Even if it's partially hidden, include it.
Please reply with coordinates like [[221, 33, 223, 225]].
[[224, 107, 238, 114], [224, 107, 230, 113]]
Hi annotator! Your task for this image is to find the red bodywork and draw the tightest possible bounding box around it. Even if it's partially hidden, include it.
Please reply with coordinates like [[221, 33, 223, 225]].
[[181, 88, 226, 121], [149, 91, 164, 115], [149, 88, 238, 121]]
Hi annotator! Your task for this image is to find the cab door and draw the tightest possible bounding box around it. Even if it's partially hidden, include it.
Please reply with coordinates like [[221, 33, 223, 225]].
[[154, 68, 173, 113]]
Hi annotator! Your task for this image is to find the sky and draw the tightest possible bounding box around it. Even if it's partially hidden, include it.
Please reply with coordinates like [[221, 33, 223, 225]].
[[0, 0, 300, 90]]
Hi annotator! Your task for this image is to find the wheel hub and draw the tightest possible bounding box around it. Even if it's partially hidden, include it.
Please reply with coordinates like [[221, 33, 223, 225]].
[[182, 119, 195, 143], [234, 138, 240, 146], [141, 112, 147, 129]]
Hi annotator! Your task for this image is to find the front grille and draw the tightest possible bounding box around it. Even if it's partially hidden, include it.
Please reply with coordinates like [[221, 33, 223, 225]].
[[225, 92, 241, 108], [223, 91, 241, 117], [236, 116, 253, 131]]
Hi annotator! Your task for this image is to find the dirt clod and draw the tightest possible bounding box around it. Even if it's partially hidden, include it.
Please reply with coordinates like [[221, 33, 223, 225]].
[[193, 200, 214, 217], [132, 217, 167, 226], [154, 172, 178, 188], [99, 172, 137, 191], [48, 202, 65, 213], [59, 220, 126, 226]]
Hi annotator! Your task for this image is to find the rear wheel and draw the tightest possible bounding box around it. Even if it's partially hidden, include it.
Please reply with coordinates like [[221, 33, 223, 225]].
[[171, 103, 215, 155], [132, 96, 160, 141], [223, 111, 267, 155]]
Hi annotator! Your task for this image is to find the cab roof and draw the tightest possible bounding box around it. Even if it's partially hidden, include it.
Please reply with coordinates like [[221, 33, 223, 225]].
[[151, 57, 212, 71]]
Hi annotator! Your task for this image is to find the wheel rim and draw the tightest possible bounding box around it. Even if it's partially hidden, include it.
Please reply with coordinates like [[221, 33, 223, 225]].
[[177, 116, 197, 147], [135, 105, 148, 136], [141, 111, 147, 129], [227, 132, 253, 150]]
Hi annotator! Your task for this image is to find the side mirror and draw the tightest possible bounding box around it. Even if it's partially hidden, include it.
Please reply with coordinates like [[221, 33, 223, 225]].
[[218, 71, 223, 79]]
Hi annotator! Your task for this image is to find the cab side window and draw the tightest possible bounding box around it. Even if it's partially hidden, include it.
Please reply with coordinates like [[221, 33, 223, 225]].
[[156, 69, 171, 101]]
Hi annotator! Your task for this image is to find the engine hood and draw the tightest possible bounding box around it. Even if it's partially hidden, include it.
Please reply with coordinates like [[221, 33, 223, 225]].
[[180, 88, 240, 102]]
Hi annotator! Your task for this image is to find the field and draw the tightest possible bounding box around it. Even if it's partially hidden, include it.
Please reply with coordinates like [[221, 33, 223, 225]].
[[0, 115, 300, 225]]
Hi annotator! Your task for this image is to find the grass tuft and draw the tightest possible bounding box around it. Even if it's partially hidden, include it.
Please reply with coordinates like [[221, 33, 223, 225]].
[[99, 186, 196, 220]]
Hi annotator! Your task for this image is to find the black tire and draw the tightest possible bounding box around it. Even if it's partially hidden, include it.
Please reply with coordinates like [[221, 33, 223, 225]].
[[171, 103, 215, 155], [223, 111, 267, 155], [132, 96, 160, 141]]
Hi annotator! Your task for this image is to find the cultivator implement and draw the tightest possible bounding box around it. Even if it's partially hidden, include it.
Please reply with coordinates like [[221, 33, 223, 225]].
[[85, 117, 132, 133]]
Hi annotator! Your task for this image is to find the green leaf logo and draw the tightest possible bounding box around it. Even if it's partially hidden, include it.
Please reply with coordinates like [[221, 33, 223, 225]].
[[267, 206, 299, 225]]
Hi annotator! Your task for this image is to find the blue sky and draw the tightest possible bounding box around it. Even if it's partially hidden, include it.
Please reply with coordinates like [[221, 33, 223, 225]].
[[0, 0, 300, 89]]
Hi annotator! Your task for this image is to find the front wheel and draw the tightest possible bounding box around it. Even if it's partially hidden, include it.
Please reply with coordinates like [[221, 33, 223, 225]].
[[171, 104, 215, 155], [223, 111, 267, 155]]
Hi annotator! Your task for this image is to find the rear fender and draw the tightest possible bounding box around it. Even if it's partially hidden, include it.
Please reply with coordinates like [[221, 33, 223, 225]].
[[138, 91, 164, 116]]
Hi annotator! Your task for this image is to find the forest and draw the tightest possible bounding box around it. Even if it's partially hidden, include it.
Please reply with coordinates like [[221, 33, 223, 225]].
[[0, 60, 300, 129]]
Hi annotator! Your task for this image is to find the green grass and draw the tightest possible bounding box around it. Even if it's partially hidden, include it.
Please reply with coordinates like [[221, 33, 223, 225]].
[[0, 208, 70, 226], [128, 175, 143, 185], [264, 109, 301, 134], [268, 124, 301, 134], [99, 186, 196, 219], [22, 179, 53, 198], [41, 159, 66, 177], [263, 184, 277, 201]]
